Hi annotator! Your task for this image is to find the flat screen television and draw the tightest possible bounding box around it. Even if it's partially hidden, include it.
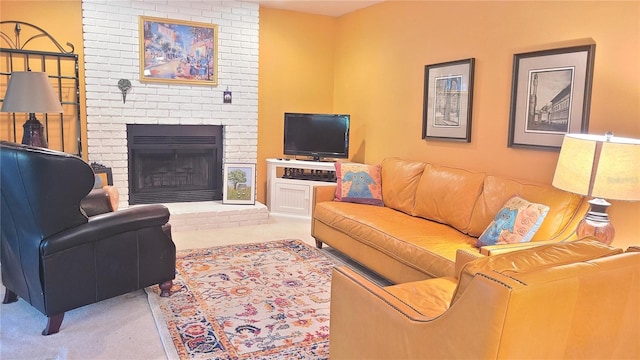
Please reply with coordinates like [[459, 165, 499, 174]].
[[283, 113, 350, 161]]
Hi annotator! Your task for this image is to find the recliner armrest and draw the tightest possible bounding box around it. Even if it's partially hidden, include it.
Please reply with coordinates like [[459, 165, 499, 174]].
[[81, 189, 113, 216], [41, 204, 171, 255], [80, 186, 120, 216]]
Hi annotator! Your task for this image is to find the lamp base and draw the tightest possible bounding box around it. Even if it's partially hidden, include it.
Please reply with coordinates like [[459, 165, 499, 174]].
[[576, 198, 615, 245], [21, 113, 48, 148]]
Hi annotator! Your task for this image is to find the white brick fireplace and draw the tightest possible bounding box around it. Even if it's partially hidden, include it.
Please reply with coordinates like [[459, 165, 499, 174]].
[[82, 0, 265, 229]]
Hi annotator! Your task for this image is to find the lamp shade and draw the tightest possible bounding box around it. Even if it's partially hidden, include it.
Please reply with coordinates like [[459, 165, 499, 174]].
[[553, 133, 640, 201], [1, 71, 63, 113]]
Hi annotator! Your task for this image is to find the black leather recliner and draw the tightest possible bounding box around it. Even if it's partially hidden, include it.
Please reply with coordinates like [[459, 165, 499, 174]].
[[0, 141, 176, 335]]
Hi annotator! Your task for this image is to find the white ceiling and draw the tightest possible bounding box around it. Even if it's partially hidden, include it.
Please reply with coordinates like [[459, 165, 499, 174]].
[[252, 0, 383, 17]]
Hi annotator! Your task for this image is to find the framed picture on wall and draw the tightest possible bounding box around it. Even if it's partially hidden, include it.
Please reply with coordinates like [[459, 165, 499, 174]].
[[422, 58, 475, 142], [223, 163, 256, 205], [139, 16, 218, 86], [508, 44, 595, 150]]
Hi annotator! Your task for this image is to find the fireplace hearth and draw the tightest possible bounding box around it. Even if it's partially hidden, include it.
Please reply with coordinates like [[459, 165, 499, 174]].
[[127, 124, 223, 204]]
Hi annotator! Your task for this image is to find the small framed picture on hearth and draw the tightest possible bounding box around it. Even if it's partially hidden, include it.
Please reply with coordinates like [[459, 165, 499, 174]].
[[223, 163, 256, 205]]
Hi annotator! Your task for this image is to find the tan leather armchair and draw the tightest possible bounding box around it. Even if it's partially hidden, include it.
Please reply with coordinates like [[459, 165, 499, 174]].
[[329, 239, 639, 359]]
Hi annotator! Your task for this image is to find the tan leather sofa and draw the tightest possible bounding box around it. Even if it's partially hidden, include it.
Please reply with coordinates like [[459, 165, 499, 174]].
[[312, 157, 589, 283], [329, 239, 640, 359]]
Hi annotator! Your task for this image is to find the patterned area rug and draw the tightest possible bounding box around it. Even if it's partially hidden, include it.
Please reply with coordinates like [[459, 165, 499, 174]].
[[146, 239, 336, 360]]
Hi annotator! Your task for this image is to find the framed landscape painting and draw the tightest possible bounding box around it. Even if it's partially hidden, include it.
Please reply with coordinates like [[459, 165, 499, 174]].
[[422, 58, 475, 142], [223, 163, 256, 205], [508, 44, 595, 150], [139, 16, 218, 85]]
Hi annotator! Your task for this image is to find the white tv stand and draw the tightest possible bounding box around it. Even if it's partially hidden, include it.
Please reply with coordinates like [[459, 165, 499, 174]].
[[266, 158, 337, 218]]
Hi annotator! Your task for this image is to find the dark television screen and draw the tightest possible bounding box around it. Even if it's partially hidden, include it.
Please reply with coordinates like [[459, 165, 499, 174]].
[[283, 113, 350, 160]]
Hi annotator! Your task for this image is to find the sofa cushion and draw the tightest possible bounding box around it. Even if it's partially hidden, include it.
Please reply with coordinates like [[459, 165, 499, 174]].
[[467, 176, 585, 238], [381, 158, 426, 214], [412, 164, 485, 234], [476, 196, 549, 247], [451, 238, 622, 305], [335, 162, 383, 206], [314, 200, 478, 279], [385, 276, 458, 318]]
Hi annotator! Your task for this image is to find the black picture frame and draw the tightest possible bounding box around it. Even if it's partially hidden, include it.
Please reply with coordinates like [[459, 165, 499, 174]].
[[90, 162, 113, 186], [508, 44, 595, 150], [422, 58, 475, 142]]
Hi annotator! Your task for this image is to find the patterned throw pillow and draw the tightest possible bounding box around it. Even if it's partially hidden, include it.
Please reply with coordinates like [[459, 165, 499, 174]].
[[334, 162, 383, 206], [477, 196, 549, 247]]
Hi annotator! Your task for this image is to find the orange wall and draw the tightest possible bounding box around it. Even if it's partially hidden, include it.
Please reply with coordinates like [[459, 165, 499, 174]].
[[0, 0, 83, 52], [259, 1, 639, 249], [0, 0, 87, 158], [3, 1, 637, 248], [257, 9, 337, 201]]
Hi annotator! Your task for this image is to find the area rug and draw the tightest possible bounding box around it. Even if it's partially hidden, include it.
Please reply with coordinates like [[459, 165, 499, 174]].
[[146, 239, 336, 360]]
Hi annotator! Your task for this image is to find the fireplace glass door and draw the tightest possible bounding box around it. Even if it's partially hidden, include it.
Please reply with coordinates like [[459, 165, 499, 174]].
[[127, 124, 222, 204]]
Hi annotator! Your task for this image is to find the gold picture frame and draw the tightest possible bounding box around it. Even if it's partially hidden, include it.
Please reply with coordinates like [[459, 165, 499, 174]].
[[139, 16, 218, 86]]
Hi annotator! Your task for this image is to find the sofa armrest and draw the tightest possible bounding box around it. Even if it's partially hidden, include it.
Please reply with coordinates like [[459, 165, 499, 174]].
[[330, 266, 513, 359], [313, 185, 336, 205], [626, 245, 640, 253], [540, 197, 589, 243], [311, 185, 337, 237], [479, 239, 573, 256], [455, 249, 483, 277]]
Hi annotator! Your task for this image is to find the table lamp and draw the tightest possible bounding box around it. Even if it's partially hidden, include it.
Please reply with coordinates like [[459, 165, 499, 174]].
[[552, 132, 640, 244], [1, 71, 63, 148]]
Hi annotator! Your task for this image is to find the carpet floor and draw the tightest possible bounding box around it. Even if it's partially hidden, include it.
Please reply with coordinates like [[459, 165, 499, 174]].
[[146, 239, 337, 360], [0, 218, 389, 359]]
